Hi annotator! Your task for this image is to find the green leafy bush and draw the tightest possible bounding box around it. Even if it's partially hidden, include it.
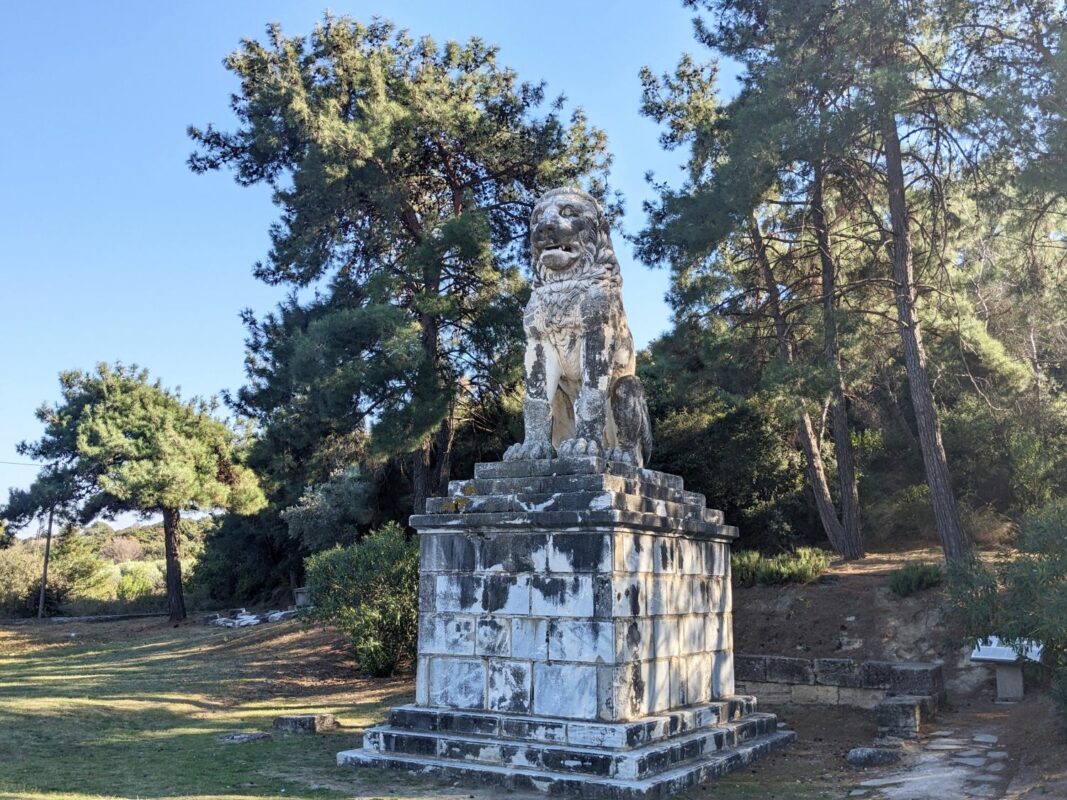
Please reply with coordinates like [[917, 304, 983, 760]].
[[116, 562, 161, 602], [732, 547, 833, 587], [304, 522, 418, 677], [888, 562, 944, 597], [948, 498, 1067, 723], [0, 544, 40, 616]]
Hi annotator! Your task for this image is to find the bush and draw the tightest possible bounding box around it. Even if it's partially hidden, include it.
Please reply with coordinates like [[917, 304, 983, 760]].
[[304, 522, 418, 677], [889, 562, 944, 597], [0, 544, 41, 616], [116, 562, 161, 602], [948, 498, 1067, 725], [731, 547, 833, 587]]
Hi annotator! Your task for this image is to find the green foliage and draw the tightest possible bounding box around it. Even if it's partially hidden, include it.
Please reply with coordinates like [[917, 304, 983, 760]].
[[636, 0, 1067, 561], [949, 498, 1067, 721], [888, 562, 944, 597], [731, 547, 833, 588], [50, 530, 111, 601], [3, 364, 266, 619], [187, 15, 614, 601], [640, 327, 817, 552], [281, 467, 376, 551], [0, 543, 41, 616], [116, 562, 163, 603], [304, 523, 418, 677]]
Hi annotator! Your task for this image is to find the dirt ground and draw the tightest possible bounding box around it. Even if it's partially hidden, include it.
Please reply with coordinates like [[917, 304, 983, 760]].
[[729, 548, 1067, 800]]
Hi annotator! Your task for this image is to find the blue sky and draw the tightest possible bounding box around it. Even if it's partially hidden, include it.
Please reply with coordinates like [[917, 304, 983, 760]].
[[0, 1, 728, 524]]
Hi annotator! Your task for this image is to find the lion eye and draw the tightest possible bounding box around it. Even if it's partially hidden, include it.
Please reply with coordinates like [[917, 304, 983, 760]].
[[560, 206, 575, 217]]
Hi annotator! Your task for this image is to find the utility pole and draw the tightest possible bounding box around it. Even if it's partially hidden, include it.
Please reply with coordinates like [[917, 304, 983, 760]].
[[37, 505, 55, 619]]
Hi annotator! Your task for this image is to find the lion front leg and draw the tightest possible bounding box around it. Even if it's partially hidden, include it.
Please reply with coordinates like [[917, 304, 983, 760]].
[[504, 341, 559, 461], [557, 314, 613, 460]]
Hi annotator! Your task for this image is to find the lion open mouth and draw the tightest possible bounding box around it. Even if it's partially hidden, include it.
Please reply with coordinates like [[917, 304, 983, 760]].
[[538, 241, 581, 271]]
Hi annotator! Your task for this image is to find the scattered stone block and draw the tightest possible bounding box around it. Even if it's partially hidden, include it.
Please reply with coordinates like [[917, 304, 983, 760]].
[[847, 747, 902, 767], [273, 714, 337, 733], [876, 695, 935, 738], [218, 731, 271, 744]]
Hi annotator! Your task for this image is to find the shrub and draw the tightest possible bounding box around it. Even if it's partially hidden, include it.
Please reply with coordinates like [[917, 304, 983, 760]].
[[731, 547, 833, 587], [948, 498, 1067, 725], [0, 544, 41, 616], [116, 563, 161, 602], [889, 562, 944, 597], [304, 522, 418, 677]]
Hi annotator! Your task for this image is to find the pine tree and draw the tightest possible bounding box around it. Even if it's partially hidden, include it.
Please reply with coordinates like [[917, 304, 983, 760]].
[[5, 364, 265, 621], [189, 16, 613, 519]]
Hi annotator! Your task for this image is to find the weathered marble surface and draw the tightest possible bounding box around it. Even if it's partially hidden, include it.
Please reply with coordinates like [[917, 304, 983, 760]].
[[339, 457, 794, 796], [504, 189, 652, 467], [413, 458, 735, 721]]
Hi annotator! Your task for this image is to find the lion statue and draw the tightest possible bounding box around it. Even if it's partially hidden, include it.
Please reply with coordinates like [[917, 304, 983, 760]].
[[503, 187, 652, 467]]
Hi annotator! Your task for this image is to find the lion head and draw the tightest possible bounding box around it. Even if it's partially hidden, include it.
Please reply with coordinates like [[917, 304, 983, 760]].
[[530, 188, 619, 288]]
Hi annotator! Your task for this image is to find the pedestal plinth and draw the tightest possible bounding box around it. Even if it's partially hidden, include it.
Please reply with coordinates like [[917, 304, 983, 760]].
[[338, 457, 793, 797]]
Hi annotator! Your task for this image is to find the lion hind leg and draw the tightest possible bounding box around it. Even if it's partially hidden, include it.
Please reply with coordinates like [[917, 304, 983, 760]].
[[609, 375, 652, 467]]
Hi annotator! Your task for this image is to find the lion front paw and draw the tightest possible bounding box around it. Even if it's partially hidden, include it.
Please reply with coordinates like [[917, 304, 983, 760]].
[[504, 440, 554, 461], [605, 447, 638, 465], [557, 437, 602, 459]]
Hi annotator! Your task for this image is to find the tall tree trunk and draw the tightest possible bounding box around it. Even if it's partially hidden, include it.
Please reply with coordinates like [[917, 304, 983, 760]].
[[37, 505, 54, 619], [812, 161, 864, 560], [162, 507, 187, 622], [749, 218, 851, 558], [882, 118, 970, 561]]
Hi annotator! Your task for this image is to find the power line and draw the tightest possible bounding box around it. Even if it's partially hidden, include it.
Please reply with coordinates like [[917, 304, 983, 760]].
[[0, 460, 44, 467]]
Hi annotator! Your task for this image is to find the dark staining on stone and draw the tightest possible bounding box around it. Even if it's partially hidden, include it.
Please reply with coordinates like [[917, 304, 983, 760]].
[[459, 575, 482, 611], [626, 582, 641, 616], [659, 540, 673, 571], [699, 579, 709, 605], [481, 575, 516, 613], [592, 575, 613, 618], [481, 535, 538, 573], [533, 575, 570, 604], [626, 621, 642, 648], [529, 343, 548, 400], [629, 661, 645, 717], [552, 533, 606, 572], [439, 534, 477, 572]]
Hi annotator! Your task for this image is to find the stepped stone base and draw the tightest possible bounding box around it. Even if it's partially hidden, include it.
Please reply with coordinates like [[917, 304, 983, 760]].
[[339, 456, 794, 796], [339, 699, 795, 798]]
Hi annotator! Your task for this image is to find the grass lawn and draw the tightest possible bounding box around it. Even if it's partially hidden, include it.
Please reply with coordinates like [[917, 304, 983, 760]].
[[0, 618, 856, 800], [0, 619, 425, 800]]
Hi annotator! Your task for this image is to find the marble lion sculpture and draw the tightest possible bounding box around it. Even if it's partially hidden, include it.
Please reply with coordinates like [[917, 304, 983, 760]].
[[504, 187, 653, 467]]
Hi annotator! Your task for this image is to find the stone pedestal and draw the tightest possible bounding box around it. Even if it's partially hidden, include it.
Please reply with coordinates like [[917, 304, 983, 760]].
[[338, 457, 793, 797]]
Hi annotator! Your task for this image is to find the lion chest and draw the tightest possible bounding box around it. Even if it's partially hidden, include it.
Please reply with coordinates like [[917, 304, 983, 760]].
[[526, 284, 591, 383]]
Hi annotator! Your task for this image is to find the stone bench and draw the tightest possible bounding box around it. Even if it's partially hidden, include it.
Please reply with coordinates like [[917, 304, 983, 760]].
[[970, 637, 1043, 702]]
